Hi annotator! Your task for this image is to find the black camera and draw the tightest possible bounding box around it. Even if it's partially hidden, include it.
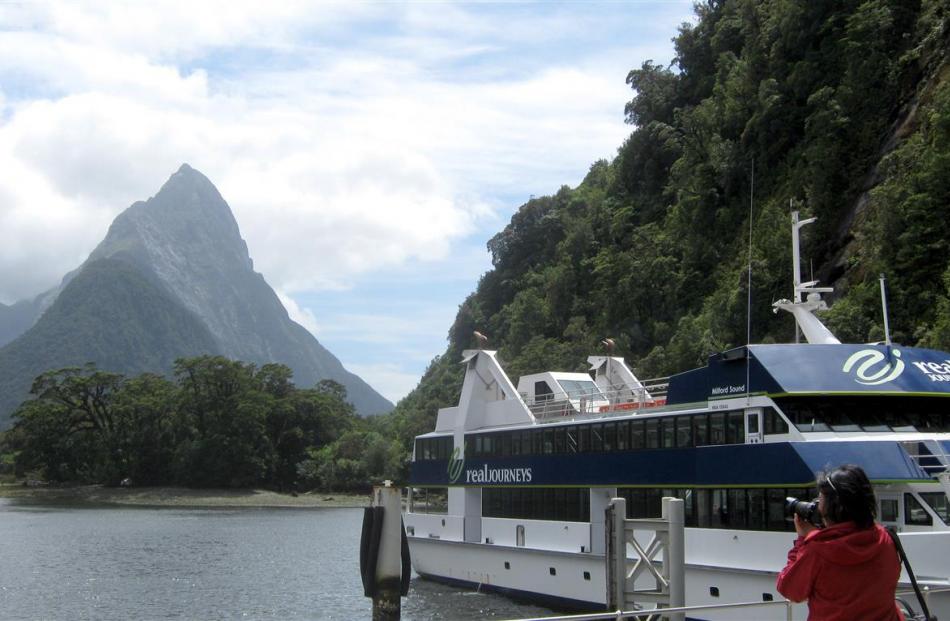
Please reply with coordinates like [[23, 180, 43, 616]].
[[785, 497, 823, 527]]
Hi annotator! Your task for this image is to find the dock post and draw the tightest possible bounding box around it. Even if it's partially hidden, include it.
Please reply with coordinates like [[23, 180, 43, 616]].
[[372, 482, 403, 621], [605, 497, 627, 611], [663, 497, 686, 621]]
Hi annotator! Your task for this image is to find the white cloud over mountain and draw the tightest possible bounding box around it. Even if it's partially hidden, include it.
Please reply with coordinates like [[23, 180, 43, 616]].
[[0, 1, 693, 400]]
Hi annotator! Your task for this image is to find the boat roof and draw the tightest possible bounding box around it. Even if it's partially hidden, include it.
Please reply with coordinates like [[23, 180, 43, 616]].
[[666, 344, 950, 405]]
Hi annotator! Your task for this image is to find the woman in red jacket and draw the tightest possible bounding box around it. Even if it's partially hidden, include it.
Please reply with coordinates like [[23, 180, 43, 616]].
[[776, 464, 904, 621]]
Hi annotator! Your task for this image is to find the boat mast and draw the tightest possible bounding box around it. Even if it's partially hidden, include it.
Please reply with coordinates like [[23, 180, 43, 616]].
[[772, 210, 841, 344]]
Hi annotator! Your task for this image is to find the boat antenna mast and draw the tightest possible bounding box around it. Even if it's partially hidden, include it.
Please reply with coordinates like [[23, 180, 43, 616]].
[[772, 209, 841, 344]]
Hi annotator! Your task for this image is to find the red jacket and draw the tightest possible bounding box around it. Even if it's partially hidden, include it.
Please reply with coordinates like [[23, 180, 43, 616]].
[[776, 522, 904, 621]]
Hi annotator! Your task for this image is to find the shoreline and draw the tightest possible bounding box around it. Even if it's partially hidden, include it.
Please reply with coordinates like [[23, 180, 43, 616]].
[[0, 483, 371, 508]]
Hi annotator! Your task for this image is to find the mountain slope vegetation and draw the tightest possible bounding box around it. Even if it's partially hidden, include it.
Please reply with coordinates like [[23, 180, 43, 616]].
[[0, 258, 222, 426], [388, 0, 950, 450]]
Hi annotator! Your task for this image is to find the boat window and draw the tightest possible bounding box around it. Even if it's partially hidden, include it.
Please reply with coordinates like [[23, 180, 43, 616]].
[[695, 489, 711, 527], [535, 381, 554, 402], [558, 379, 605, 401], [905, 494, 933, 526], [920, 492, 950, 525], [532, 429, 544, 455], [676, 416, 693, 448], [726, 412, 745, 444], [554, 426, 567, 454], [709, 413, 726, 444], [764, 408, 790, 435], [616, 421, 630, 451], [729, 489, 749, 528], [578, 425, 590, 452], [880, 498, 899, 522], [775, 396, 950, 433], [645, 418, 660, 449], [693, 414, 709, 446], [748, 489, 765, 530], [410, 487, 448, 514], [767, 489, 787, 530], [566, 426, 578, 453], [747, 414, 759, 435], [499, 433, 510, 457], [416, 437, 453, 461], [630, 420, 645, 449], [483, 488, 590, 522], [590, 424, 604, 452], [543, 428, 554, 454], [711, 490, 729, 527], [661, 418, 675, 448], [602, 423, 615, 452]]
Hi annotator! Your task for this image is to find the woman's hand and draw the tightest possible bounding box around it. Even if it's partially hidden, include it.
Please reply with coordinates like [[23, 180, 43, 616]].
[[794, 513, 816, 538]]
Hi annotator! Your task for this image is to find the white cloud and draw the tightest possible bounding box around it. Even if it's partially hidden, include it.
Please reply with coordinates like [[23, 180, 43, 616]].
[[344, 362, 426, 405], [0, 1, 694, 396], [274, 289, 321, 337]]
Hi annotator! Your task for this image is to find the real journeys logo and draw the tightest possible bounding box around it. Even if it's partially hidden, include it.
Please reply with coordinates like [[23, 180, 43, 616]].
[[842, 349, 905, 385], [447, 447, 464, 484]]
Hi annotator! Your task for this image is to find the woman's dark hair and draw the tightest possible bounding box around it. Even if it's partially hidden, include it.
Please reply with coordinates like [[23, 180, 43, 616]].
[[817, 464, 877, 529]]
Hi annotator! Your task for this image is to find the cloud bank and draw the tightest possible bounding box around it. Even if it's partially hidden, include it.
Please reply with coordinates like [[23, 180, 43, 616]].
[[0, 1, 694, 400]]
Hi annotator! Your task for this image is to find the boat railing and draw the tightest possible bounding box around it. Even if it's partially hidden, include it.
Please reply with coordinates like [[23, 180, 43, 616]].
[[527, 378, 670, 423], [904, 440, 950, 479]]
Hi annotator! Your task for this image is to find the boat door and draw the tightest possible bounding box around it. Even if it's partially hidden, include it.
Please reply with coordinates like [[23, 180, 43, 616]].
[[745, 408, 764, 444]]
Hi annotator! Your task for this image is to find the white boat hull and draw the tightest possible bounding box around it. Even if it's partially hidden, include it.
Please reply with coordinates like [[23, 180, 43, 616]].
[[408, 526, 950, 621]]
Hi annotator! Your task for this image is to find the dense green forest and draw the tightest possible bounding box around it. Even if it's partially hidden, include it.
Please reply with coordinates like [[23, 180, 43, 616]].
[[2, 0, 949, 490], [387, 0, 950, 453], [1, 357, 402, 490]]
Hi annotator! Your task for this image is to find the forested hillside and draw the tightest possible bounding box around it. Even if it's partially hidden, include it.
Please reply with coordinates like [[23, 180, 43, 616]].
[[388, 0, 950, 451]]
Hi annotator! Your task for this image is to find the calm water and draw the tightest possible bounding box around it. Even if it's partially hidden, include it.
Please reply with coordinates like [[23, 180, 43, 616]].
[[0, 499, 555, 621]]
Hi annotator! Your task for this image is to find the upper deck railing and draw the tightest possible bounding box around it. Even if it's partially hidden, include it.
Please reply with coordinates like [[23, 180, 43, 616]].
[[903, 439, 950, 480], [524, 378, 671, 424]]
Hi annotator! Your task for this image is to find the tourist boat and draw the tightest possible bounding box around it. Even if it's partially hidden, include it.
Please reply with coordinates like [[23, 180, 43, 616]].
[[403, 213, 950, 620]]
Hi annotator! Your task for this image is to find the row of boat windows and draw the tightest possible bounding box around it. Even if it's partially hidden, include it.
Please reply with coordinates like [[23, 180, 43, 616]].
[[776, 396, 950, 433], [620, 487, 813, 532], [415, 486, 950, 528], [483, 488, 591, 523], [479, 487, 813, 532], [414, 409, 789, 461]]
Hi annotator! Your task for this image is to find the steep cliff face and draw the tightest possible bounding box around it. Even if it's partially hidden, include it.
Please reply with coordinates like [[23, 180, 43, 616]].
[[0, 165, 392, 428]]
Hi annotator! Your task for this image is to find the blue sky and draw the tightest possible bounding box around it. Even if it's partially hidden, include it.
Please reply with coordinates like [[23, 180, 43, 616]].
[[0, 1, 696, 403]]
